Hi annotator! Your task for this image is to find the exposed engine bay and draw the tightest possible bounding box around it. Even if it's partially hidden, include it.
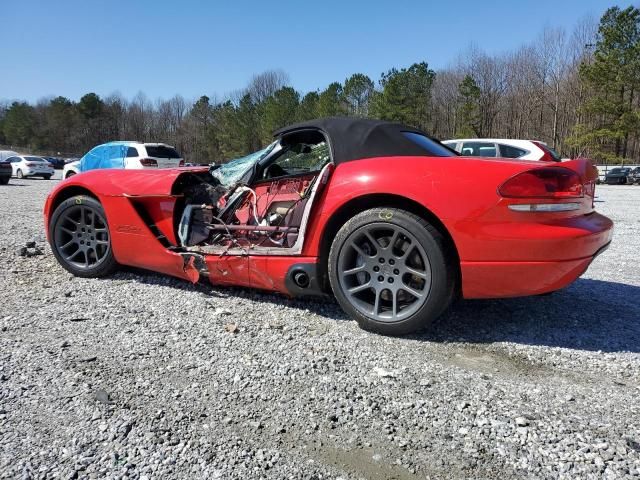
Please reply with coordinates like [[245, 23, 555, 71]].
[[173, 168, 326, 254]]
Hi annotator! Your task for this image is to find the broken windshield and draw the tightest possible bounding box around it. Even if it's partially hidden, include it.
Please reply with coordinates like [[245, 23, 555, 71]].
[[212, 142, 277, 185]]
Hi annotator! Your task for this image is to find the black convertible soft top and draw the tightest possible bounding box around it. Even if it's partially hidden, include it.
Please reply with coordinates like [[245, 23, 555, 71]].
[[274, 117, 455, 164]]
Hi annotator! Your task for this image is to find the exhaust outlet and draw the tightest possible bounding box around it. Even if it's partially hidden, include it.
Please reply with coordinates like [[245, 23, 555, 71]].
[[293, 271, 310, 289]]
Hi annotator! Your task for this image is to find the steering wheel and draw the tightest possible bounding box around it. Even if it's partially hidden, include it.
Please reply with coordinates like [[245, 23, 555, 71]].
[[264, 163, 288, 178]]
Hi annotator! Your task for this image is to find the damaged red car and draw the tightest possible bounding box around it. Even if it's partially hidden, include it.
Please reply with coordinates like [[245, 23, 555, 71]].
[[44, 118, 613, 335]]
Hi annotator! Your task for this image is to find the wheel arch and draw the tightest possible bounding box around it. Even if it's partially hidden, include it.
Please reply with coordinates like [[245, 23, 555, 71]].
[[48, 186, 99, 228], [317, 193, 461, 294]]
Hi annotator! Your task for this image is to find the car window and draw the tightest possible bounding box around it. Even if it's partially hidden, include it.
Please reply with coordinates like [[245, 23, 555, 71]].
[[25, 156, 46, 162], [609, 168, 621, 173], [402, 132, 458, 156], [145, 146, 180, 158], [461, 142, 497, 157], [126, 147, 139, 157], [7, 157, 19, 163], [212, 142, 277, 186], [498, 144, 527, 158], [267, 141, 331, 177]]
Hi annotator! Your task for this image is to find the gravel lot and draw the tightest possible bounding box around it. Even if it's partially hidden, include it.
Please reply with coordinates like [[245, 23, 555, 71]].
[[1, 173, 639, 479]]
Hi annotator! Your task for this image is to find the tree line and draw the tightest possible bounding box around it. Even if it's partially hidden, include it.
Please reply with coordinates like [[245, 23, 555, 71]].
[[1, 5, 638, 164]]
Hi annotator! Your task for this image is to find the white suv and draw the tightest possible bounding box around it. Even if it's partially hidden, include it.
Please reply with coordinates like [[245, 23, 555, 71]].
[[443, 139, 563, 162], [64, 142, 184, 179]]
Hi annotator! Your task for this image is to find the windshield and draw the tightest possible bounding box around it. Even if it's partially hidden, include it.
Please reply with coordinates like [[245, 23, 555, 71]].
[[212, 142, 277, 185], [25, 156, 46, 162]]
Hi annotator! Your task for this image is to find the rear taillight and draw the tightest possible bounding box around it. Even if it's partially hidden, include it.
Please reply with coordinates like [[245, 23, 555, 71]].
[[140, 158, 158, 167], [26, 162, 38, 167], [499, 167, 584, 199]]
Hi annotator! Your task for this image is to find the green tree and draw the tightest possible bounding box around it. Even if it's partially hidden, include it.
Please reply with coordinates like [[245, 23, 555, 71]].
[[77, 93, 104, 119], [457, 75, 481, 137], [343, 73, 374, 116], [568, 6, 640, 163], [297, 91, 319, 121], [317, 82, 346, 117], [261, 87, 300, 142], [370, 62, 435, 130], [2, 102, 36, 146]]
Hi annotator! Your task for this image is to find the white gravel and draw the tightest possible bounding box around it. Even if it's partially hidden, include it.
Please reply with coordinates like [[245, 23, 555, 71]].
[[1, 173, 639, 479]]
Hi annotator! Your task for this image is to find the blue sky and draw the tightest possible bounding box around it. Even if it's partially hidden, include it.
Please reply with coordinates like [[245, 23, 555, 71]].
[[1, 0, 617, 103]]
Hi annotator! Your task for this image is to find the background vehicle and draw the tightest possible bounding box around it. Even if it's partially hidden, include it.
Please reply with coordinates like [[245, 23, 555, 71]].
[[628, 167, 640, 185], [604, 167, 632, 185], [79, 142, 184, 173], [0, 150, 19, 162], [0, 160, 11, 184], [63, 160, 80, 179], [443, 139, 562, 162], [45, 118, 612, 336], [43, 156, 66, 169], [8, 155, 54, 179]]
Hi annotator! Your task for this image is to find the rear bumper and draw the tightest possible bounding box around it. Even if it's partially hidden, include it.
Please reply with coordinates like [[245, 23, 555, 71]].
[[461, 212, 613, 298]]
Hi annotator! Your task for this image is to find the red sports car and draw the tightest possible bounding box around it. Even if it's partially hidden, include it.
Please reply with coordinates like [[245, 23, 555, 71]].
[[44, 118, 613, 335]]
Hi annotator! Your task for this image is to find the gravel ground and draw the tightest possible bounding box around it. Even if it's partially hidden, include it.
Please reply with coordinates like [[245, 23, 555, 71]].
[[1, 172, 639, 479]]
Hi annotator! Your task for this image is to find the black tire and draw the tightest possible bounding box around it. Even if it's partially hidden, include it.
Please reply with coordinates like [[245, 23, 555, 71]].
[[0, 177, 8, 185], [328, 207, 455, 336], [16, 169, 23, 179], [65, 171, 76, 179], [48, 195, 118, 278], [43, 174, 52, 180]]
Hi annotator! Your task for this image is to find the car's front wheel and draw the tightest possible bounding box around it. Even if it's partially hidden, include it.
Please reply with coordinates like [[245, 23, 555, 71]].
[[43, 174, 52, 180], [49, 195, 118, 278], [328, 208, 455, 335]]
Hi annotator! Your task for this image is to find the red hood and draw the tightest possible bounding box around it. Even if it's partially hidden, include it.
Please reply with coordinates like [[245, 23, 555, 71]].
[[61, 167, 209, 197]]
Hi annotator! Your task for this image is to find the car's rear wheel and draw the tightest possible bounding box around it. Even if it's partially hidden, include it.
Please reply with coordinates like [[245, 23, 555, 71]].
[[43, 174, 52, 180], [49, 195, 118, 278], [0, 177, 8, 185], [65, 171, 76, 179], [16, 169, 23, 179], [328, 208, 455, 335]]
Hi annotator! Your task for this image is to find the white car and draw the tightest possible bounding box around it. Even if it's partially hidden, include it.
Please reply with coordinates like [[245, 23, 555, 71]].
[[64, 142, 185, 179], [443, 139, 562, 162], [7, 155, 55, 179], [62, 160, 81, 179], [0, 150, 19, 162]]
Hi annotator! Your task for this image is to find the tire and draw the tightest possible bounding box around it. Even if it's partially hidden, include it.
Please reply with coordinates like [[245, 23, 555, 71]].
[[43, 174, 52, 180], [16, 169, 23, 179], [65, 171, 76, 179], [49, 195, 118, 278], [328, 207, 455, 336], [0, 177, 8, 185]]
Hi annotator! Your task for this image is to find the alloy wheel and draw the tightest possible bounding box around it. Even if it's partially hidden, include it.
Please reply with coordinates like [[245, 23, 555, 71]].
[[337, 222, 432, 322], [53, 205, 110, 270]]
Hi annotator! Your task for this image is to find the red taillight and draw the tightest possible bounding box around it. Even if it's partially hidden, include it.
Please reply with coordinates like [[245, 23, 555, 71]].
[[26, 162, 38, 167], [179, 160, 185, 167], [140, 158, 158, 167], [499, 168, 584, 199]]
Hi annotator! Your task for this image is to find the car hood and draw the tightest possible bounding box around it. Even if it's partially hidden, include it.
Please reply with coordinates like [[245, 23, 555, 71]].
[[63, 166, 209, 197]]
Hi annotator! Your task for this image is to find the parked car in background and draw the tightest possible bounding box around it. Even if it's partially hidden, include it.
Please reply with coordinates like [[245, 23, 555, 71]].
[[0, 159, 12, 184], [63, 160, 80, 179], [443, 139, 563, 162], [79, 142, 183, 172], [8, 155, 54, 179], [604, 167, 632, 185], [64, 143, 184, 179], [0, 150, 19, 162], [628, 167, 640, 185], [44, 157, 66, 169]]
